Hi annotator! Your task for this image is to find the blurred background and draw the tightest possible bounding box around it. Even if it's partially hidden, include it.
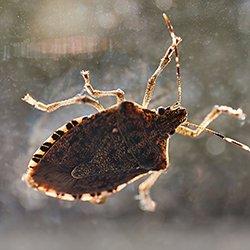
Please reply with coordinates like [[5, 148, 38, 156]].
[[1, 0, 250, 249]]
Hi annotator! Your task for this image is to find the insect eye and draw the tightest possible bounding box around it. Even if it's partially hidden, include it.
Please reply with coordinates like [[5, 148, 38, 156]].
[[169, 129, 175, 135], [157, 107, 165, 115]]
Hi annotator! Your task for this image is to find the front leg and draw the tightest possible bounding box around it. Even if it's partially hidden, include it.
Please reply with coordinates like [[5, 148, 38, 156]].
[[142, 14, 182, 108], [176, 105, 246, 137], [176, 105, 250, 152]]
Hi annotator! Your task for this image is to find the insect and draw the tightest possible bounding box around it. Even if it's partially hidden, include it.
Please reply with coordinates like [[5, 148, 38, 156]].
[[22, 14, 250, 212]]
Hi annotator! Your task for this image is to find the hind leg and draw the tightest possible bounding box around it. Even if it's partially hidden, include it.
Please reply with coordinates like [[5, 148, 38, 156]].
[[137, 139, 170, 212], [22, 93, 104, 112]]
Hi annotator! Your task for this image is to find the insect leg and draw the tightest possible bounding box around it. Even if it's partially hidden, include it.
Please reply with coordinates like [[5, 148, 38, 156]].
[[176, 105, 246, 137], [22, 93, 104, 112], [137, 139, 170, 212], [81, 70, 125, 104], [142, 14, 182, 108]]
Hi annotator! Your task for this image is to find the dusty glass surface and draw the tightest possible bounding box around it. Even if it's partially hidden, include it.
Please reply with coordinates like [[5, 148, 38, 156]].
[[1, 0, 250, 249]]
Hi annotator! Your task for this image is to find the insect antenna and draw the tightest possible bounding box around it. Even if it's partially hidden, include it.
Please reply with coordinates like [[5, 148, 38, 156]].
[[183, 121, 250, 153], [163, 13, 182, 108]]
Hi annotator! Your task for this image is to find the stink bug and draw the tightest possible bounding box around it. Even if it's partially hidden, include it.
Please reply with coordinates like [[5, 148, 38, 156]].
[[22, 14, 250, 212]]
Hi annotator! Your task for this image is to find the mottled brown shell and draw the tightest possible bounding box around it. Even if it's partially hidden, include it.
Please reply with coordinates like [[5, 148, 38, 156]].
[[23, 101, 170, 201]]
